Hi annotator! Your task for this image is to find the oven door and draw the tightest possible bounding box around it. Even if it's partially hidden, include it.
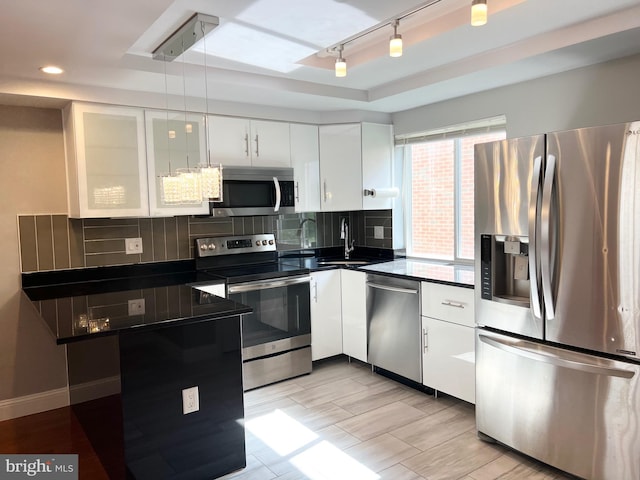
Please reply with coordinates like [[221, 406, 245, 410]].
[[227, 275, 311, 360]]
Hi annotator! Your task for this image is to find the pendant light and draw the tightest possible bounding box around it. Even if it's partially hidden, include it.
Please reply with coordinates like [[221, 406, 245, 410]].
[[335, 45, 347, 77], [175, 35, 203, 205], [153, 13, 221, 205], [389, 20, 403, 57], [197, 18, 223, 201], [160, 59, 182, 205], [471, 0, 488, 26]]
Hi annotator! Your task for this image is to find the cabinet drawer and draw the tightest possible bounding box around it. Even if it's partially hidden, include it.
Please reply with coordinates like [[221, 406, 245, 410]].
[[421, 283, 474, 327]]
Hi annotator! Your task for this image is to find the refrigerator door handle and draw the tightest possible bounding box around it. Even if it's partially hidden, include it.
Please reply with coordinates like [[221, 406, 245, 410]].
[[528, 155, 543, 320], [541, 154, 556, 320], [478, 333, 635, 379]]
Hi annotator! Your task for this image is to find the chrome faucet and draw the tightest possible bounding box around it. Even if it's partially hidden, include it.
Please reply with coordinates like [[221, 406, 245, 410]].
[[298, 217, 316, 248], [340, 218, 355, 259]]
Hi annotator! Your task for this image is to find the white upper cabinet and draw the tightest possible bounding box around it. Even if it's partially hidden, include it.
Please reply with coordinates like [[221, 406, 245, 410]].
[[208, 115, 291, 167], [207, 116, 252, 167], [290, 123, 320, 212], [319, 123, 394, 212], [362, 123, 394, 210], [63, 102, 149, 218], [319, 123, 363, 212], [250, 120, 291, 167], [144, 110, 209, 217]]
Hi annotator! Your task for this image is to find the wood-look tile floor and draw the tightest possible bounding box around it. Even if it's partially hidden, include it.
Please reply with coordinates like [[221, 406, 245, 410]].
[[223, 356, 575, 480]]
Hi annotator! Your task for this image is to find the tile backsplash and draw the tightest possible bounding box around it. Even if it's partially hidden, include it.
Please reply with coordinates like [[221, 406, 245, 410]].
[[18, 210, 393, 273]]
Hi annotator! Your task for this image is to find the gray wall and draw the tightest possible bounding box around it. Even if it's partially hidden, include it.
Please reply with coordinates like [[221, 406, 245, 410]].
[[0, 106, 68, 402], [392, 53, 640, 138]]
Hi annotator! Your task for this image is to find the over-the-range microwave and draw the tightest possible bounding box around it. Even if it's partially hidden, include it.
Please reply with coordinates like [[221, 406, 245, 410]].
[[210, 166, 296, 216]]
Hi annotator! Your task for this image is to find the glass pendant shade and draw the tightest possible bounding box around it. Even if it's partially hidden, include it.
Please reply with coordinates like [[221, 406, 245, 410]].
[[161, 175, 182, 204], [335, 57, 347, 77], [200, 165, 222, 200], [389, 35, 403, 57], [471, 0, 488, 26], [176, 168, 203, 204]]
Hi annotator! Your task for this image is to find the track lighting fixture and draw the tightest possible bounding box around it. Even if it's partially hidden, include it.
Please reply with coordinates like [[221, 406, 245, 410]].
[[389, 20, 403, 57], [335, 45, 347, 77], [471, 0, 488, 26]]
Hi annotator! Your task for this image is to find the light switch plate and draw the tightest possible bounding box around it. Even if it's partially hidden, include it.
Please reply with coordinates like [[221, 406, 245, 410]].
[[374, 226, 384, 239], [125, 237, 143, 254], [182, 386, 199, 414], [128, 299, 145, 316]]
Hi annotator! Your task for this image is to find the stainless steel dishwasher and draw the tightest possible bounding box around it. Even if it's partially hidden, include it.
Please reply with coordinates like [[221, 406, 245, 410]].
[[366, 274, 422, 383]]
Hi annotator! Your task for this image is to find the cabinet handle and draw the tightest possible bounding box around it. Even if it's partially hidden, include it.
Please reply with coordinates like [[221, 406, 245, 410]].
[[441, 300, 465, 309], [323, 180, 327, 203], [295, 182, 300, 203], [423, 327, 428, 353], [244, 133, 249, 157], [314, 281, 318, 302], [255, 134, 259, 157]]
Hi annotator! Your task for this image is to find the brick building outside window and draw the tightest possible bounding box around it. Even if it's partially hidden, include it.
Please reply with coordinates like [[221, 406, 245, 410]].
[[403, 121, 506, 262]]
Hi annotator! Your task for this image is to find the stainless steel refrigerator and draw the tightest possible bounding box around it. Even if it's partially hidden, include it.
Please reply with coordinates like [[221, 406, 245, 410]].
[[474, 122, 640, 480]]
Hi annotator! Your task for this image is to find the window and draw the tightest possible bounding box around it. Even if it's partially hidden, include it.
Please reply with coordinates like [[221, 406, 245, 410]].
[[398, 118, 506, 263]]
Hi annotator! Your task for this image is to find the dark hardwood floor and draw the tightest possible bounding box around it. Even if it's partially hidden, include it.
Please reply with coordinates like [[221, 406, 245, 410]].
[[0, 396, 121, 480]]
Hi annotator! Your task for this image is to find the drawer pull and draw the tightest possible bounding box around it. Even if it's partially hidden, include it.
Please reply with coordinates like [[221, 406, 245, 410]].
[[441, 300, 465, 309]]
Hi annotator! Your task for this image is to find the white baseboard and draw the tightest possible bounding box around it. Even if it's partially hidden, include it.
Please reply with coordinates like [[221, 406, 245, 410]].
[[0, 387, 69, 422], [69, 375, 121, 405]]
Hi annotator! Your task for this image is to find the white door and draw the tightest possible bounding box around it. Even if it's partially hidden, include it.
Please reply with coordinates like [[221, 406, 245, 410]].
[[145, 110, 209, 216], [319, 124, 363, 212], [362, 123, 394, 210], [250, 120, 291, 167], [290, 123, 320, 212], [208, 115, 252, 166], [64, 102, 149, 218], [310, 270, 343, 360], [341, 269, 367, 362]]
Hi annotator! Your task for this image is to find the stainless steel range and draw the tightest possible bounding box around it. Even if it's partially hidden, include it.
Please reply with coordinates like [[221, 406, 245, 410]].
[[195, 233, 312, 391]]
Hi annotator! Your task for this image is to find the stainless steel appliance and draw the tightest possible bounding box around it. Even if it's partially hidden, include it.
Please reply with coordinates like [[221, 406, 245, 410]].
[[474, 122, 640, 480], [196, 234, 312, 390], [211, 167, 295, 216], [366, 274, 422, 383]]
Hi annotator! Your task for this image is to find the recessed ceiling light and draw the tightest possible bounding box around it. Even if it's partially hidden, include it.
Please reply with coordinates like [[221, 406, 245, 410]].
[[40, 65, 64, 75]]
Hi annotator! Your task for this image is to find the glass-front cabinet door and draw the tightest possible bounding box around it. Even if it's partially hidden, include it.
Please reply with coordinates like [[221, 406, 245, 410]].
[[63, 102, 149, 218], [144, 110, 209, 216]]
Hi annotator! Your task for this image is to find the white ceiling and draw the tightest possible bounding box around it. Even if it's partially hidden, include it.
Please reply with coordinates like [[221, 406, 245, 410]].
[[1, 0, 640, 115]]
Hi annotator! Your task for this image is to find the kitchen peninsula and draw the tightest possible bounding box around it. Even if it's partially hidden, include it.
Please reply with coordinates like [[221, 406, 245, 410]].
[[22, 261, 251, 480]]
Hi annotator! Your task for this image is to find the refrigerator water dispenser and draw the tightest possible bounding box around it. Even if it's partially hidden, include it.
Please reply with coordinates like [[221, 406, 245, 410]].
[[480, 234, 530, 307]]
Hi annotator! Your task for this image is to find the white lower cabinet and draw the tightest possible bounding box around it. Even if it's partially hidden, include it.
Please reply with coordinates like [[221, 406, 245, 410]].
[[421, 316, 476, 404], [310, 270, 343, 361], [341, 269, 367, 362], [421, 282, 476, 404]]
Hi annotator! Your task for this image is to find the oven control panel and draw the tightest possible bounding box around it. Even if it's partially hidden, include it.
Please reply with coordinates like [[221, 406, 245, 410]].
[[196, 234, 276, 257]]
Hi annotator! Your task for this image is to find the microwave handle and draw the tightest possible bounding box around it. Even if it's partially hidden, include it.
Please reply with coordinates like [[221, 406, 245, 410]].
[[273, 177, 281, 212]]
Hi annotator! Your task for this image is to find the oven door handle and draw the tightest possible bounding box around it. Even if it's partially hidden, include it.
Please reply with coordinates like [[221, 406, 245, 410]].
[[228, 275, 312, 293]]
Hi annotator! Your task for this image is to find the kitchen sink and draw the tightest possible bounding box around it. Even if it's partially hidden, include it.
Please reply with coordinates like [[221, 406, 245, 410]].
[[316, 259, 371, 266]]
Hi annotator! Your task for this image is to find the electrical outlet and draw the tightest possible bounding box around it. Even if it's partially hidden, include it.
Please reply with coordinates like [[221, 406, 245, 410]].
[[125, 237, 143, 254], [182, 386, 199, 415], [128, 299, 145, 316], [374, 226, 384, 239]]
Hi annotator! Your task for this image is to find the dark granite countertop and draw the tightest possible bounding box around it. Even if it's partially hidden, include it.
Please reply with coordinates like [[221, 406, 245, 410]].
[[359, 259, 474, 288], [22, 261, 252, 345], [279, 252, 474, 288]]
